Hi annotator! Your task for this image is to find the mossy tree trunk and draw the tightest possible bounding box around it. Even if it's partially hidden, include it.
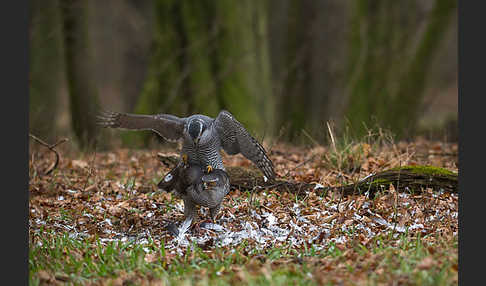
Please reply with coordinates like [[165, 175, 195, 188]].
[[345, 0, 456, 138], [269, 0, 349, 143], [60, 0, 100, 149], [124, 0, 273, 147], [388, 0, 457, 137], [276, 0, 312, 142], [29, 0, 63, 141]]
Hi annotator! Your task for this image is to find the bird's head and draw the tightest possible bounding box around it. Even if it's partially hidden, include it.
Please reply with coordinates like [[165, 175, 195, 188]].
[[187, 118, 207, 146]]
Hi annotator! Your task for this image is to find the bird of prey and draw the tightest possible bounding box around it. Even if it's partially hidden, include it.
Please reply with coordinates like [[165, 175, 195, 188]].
[[158, 161, 230, 235], [97, 110, 275, 181]]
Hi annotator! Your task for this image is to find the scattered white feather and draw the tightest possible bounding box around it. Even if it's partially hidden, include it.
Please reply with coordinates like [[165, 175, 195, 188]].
[[313, 183, 324, 190]]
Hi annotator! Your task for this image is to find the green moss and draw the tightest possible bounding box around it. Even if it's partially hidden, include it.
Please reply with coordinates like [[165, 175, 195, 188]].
[[369, 178, 392, 185], [390, 165, 456, 177]]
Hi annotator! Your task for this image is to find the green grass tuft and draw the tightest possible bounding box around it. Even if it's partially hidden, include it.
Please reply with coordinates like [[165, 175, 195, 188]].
[[29, 230, 457, 285]]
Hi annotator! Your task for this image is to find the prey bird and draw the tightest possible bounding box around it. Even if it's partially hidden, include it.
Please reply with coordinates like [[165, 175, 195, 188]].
[[158, 161, 230, 235]]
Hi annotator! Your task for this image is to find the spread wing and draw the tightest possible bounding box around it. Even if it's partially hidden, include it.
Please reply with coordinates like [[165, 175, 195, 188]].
[[97, 110, 186, 142], [213, 110, 276, 180]]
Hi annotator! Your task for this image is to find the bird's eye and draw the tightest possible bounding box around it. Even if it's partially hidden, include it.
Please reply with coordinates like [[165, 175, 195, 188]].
[[164, 174, 173, 182]]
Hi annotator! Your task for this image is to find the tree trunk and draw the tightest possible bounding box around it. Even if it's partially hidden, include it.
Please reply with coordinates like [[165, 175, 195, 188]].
[[345, 0, 456, 138], [29, 0, 63, 141], [60, 0, 100, 149], [125, 0, 273, 147], [269, 0, 349, 143], [389, 0, 457, 137]]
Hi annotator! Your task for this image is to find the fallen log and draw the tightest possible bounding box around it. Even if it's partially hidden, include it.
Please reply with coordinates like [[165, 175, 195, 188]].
[[324, 165, 458, 197], [156, 153, 458, 197], [227, 165, 458, 198]]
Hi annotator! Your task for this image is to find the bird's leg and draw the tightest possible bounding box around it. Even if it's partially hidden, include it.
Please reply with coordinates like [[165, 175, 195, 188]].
[[179, 199, 196, 236], [193, 205, 220, 233], [182, 200, 213, 235], [191, 205, 220, 234], [181, 154, 188, 166], [209, 204, 221, 221], [205, 165, 213, 174]]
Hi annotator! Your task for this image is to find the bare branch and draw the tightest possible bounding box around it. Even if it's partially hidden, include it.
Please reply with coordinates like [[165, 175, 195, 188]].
[[29, 133, 69, 175]]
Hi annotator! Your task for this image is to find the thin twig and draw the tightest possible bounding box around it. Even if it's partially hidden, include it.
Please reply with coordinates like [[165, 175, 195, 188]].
[[248, 185, 260, 216], [82, 140, 98, 192], [301, 129, 320, 147], [30, 152, 37, 181], [282, 154, 317, 179], [326, 121, 337, 153], [29, 133, 69, 175], [336, 174, 344, 213], [268, 125, 287, 155], [391, 158, 402, 234]]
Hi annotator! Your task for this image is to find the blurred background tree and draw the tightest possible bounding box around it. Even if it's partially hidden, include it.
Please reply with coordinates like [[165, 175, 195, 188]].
[[60, 0, 101, 149], [124, 0, 273, 146], [29, 0, 63, 142], [345, 0, 456, 138], [29, 0, 457, 149]]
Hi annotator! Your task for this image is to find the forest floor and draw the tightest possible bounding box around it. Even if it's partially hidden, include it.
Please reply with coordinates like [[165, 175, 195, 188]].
[[29, 133, 458, 285]]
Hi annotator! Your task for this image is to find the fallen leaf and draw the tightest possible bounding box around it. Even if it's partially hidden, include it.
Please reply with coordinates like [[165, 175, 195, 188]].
[[417, 256, 435, 270], [144, 252, 159, 263], [72, 160, 88, 169]]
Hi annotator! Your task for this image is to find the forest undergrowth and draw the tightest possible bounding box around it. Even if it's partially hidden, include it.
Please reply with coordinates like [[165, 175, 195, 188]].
[[29, 131, 458, 285]]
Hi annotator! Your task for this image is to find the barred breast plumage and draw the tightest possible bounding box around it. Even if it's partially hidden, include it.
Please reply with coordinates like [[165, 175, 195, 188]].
[[181, 127, 225, 171]]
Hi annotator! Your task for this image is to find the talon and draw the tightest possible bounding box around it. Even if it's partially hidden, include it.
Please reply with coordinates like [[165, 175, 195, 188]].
[[206, 165, 213, 173]]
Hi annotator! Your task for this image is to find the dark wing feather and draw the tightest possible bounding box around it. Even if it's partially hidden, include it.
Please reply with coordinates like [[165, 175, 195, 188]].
[[214, 110, 276, 180], [97, 110, 185, 142]]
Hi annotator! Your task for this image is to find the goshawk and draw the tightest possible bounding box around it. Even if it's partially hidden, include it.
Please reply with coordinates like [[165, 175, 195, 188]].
[[97, 110, 275, 180]]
